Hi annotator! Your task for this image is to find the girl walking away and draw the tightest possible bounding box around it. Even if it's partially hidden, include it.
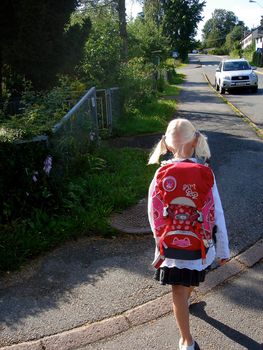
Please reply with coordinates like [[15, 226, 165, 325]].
[[148, 118, 230, 350]]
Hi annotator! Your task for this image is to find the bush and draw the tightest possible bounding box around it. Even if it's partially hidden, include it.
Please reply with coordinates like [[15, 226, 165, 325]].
[[81, 13, 121, 88], [229, 49, 241, 59], [241, 41, 256, 63], [0, 76, 86, 142], [119, 57, 156, 108], [209, 47, 229, 55], [0, 140, 58, 224], [252, 51, 263, 67]]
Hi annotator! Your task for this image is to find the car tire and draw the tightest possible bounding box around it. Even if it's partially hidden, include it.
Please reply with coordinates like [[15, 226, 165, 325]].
[[219, 84, 225, 94], [251, 86, 258, 93]]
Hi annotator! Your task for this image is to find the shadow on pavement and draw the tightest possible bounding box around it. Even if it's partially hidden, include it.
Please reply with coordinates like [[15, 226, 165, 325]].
[[226, 88, 263, 96], [190, 301, 262, 350]]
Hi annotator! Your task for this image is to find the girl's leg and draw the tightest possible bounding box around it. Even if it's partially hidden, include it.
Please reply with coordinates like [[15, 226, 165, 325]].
[[172, 285, 193, 346]]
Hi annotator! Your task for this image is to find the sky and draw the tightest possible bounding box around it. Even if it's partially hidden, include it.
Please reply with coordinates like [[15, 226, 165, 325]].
[[126, 0, 263, 40]]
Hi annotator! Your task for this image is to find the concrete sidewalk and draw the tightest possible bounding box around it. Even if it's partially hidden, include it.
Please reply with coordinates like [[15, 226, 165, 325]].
[[0, 59, 263, 350], [79, 259, 263, 350], [2, 241, 262, 350]]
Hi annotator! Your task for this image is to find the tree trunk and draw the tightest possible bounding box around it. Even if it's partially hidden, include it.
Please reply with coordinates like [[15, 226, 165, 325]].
[[117, 0, 128, 59]]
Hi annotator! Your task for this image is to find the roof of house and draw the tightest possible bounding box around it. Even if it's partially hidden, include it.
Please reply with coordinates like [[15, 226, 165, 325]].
[[240, 26, 263, 44]]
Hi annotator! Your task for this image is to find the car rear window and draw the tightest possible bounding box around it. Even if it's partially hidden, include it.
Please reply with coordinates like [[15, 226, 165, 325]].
[[223, 61, 250, 71]]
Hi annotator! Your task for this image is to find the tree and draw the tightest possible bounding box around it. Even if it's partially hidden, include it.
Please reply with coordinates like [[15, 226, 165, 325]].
[[202, 9, 238, 48], [0, 0, 85, 98], [144, 0, 162, 24], [117, 0, 128, 58], [162, 0, 205, 61], [128, 15, 169, 61], [81, 9, 121, 87], [79, 0, 128, 59], [225, 22, 248, 53], [62, 14, 91, 77]]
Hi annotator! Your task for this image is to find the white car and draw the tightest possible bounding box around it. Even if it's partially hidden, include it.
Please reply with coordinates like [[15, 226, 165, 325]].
[[215, 59, 258, 94]]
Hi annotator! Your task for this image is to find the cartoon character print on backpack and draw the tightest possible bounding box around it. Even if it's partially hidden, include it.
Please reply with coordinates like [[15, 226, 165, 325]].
[[151, 161, 215, 269]]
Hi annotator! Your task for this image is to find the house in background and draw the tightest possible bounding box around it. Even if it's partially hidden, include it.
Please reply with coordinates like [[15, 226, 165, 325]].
[[240, 26, 263, 50]]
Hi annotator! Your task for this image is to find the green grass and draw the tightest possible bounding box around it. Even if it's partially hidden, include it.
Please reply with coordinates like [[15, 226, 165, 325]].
[[0, 148, 157, 272], [117, 77, 184, 136]]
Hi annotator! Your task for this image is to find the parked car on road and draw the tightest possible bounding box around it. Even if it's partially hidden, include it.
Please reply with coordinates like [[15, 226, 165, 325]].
[[215, 59, 258, 94]]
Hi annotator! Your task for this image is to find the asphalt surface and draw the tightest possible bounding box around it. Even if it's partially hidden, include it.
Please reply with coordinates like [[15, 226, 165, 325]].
[[199, 53, 263, 128], [175, 59, 263, 256], [79, 260, 263, 350], [0, 56, 262, 349]]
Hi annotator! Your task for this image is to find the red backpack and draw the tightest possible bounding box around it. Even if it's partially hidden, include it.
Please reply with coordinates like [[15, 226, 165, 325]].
[[151, 160, 215, 269]]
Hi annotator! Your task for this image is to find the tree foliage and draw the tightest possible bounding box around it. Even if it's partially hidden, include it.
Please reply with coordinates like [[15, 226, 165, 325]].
[[0, 0, 90, 97], [127, 16, 169, 61], [144, 0, 162, 24], [162, 0, 205, 61], [80, 9, 121, 87], [225, 23, 247, 52], [79, 0, 128, 59], [202, 9, 238, 48]]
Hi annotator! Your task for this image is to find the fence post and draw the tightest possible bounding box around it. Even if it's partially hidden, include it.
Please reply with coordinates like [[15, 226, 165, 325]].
[[106, 89, 113, 133], [90, 87, 99, 140]]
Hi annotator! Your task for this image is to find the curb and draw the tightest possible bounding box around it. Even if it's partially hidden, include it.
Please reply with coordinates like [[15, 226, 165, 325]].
[[2, 238, 263, 350], [202, 72, 263, 140]]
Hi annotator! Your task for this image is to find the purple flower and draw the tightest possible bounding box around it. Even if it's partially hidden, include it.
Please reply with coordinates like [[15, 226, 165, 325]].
[[89, 131, 96, 141], [43, 155, 52, 176], [32, 171, 39, 182]]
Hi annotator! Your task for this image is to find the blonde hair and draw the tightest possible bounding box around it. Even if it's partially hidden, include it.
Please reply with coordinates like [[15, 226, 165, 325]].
[[148, 118, 211, 164]]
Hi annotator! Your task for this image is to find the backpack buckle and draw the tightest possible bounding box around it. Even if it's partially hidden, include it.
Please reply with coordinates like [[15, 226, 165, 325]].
[[197, 210, 203, 223], [163, 206, 169, 217]]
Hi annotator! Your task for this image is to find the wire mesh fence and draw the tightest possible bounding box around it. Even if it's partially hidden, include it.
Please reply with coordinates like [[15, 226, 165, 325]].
[[6, 86, 121, 180], [49, 86, 98, 176], [96, 87, 120, 133], [47, 86, 120, 177]]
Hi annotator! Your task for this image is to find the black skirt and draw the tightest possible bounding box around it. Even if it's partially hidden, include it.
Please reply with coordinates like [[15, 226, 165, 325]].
[[154, 266, 208, 287]]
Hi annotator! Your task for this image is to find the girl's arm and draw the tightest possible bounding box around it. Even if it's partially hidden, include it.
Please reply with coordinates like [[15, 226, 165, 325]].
[[212, 179, 231, 261]]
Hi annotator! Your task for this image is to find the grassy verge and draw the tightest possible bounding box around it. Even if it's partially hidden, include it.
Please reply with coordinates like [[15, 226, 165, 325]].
[[0, 147, 157, 272], [117, 75, 184, 136]]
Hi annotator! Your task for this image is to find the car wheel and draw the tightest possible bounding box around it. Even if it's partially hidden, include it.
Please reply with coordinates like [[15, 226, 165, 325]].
[[219, 84, 225, 94], [251, 86, 258, 93], [215, 79, 219, 91]]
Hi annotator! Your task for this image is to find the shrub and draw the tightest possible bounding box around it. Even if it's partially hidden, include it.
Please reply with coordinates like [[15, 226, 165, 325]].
[[241, 41, 256, 63], [252, 51, 263, 67], [0, 76, 86, 142], [0, 140, 57, 224], [229, 49, 241, 58], [119, 57, 156, 108], [81, 12, 121, 88], [209, 47, 229, 55]]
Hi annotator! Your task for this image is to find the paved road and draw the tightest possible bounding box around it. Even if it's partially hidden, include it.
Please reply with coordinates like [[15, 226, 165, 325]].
[[79, 261, 263, 350], [197, 53, 263, 128]]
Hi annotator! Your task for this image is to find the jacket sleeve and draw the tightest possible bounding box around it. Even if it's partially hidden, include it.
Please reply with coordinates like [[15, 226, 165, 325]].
[[212, 178, 231, 259], [148, 177, 155, 232], [148, 173, 167, 267]]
